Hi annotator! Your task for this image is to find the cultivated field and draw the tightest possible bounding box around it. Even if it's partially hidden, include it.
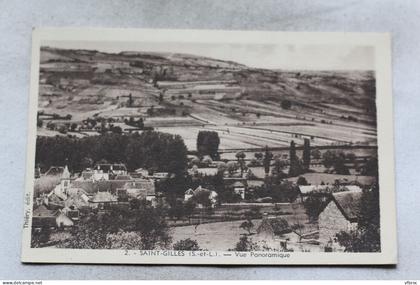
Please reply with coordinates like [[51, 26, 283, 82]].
[[37, 47, 377, 154]]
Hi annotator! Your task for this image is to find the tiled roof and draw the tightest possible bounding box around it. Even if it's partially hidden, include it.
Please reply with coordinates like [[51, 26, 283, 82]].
[[72, 181, 96, 194], [115, 175, 132, 180], [332, 191, 363, 222], [258, 217, 291, 236], [33, 205, 58, 217], [44, 166, 64, 176], [90, 191, 118, 203], [123, 179, 155, 196]]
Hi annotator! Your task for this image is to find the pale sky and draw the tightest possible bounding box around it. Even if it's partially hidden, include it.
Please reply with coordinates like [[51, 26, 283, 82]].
[[44, 40, 374, 71]]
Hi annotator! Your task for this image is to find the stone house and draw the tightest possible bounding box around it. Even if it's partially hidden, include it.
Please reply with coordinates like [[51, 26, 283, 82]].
[[32, 205, 73, 230], [318, 191, 362, 250]]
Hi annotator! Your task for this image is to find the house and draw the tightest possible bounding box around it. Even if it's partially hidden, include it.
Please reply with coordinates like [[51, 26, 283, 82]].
[[298, 185, 362, 203], [224, 178, 248, 200], [89, 191, 118, 210], [184, 186, 218, 208], [153, 172, 170, 180], [184, 188, 194, 201], [318, 191, 362, 250], [77, 170, 94, 181], [55, 211, 74, 228], [32, 205, 58, 230], [134, 168, 149, 178], [115, 174, 132, 181], [71, 180, 96, 196], [118, 179, 156, 201], [44, 166, 65, 177], [45, 192, 65, 209], [32, 205, 74, 230], [255, 216, 292, 250], [92, 163, 128, 181], [231, 181, 246, 200], [45, 165, 72, 205], [111, 164, 128, 176], [64, 188, 90, 210]]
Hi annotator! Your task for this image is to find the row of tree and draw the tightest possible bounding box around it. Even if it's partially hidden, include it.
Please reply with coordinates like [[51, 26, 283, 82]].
[[35, 131, 188, 175]]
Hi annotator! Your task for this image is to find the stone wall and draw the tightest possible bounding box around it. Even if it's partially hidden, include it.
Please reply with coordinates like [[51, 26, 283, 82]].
[[318, 201, 355, 245]]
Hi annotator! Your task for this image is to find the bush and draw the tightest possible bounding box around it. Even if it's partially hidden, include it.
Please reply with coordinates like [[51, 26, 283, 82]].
[[281, 100, 292, 110], [173, 238, 202, 251], [297, 176, 309, 185]]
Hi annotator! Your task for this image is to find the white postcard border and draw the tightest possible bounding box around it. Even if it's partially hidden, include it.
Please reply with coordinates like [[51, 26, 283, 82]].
[[21, 28, 397, 265]]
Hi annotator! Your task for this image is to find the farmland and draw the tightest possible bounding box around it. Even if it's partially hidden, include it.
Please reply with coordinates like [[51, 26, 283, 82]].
[[37, 47, 376, 155], [33, 46, 380, 253]]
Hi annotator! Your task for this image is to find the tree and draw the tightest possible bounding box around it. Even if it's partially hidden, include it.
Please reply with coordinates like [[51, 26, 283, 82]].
[[36, 131, 188, 174], [311, 149, 322, 160], [240, 210, 256, 235], [361, 156, 378, 176], [169, 199, 185, 220], [173, 238, 202, 251], [196, 131, 220, 160], [235, 151, 246, 176], [147, 106, 155, 116], [58, 125, 68, 134], [281, 99, 292, 110], [254, 152, 263, 161], [272, 155, 287, 177], [31, 226, 51, 248], [217, 161, 227, 175], [232, 236, 260, 251], [322, 150, 349, 175], [264, 179, 299, 203], [37, 118, 43, 128], [127, 93, 133, 107], [303, 138, 311, 171], [226, 161, 238, 176], [193, 188, 212, 208], [263, 146, 273, 176], [111, 126, 122, 134], [70, 123, 78, 132], [240, 220, 254, 235], [81, 157, 94, 170], [296, 176, 309, 185], [132, 204, 172, 250], [288, 140, 303, 177]]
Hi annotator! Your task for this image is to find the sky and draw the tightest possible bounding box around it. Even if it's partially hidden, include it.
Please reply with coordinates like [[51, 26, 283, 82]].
[[44, 40, 375, 71]]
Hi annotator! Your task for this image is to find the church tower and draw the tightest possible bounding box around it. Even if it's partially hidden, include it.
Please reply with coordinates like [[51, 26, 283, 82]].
[[61, 165, 71, 194]]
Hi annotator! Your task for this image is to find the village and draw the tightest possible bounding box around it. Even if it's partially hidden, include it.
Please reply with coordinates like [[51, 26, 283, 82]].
[[32, 134, 377, 252], [30, 46, 380, 253]]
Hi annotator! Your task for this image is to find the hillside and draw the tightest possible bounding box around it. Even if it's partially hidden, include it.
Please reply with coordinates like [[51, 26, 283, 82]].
[[37, 47, 377, 150]]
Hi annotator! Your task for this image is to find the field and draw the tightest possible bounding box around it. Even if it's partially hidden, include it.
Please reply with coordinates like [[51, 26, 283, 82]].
[[37, 47, 377, 155], [172, 203, 312, 250]]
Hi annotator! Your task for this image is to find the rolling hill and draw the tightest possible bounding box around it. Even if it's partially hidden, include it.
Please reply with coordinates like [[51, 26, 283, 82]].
[[36, 47, 377, 150]]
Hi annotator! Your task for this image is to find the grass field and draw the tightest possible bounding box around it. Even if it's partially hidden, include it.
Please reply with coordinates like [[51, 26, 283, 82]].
[[172, 204, 312, 251]]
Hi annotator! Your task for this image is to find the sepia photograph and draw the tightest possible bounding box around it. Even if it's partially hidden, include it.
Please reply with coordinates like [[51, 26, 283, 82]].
[[21, 28, 396, 265]]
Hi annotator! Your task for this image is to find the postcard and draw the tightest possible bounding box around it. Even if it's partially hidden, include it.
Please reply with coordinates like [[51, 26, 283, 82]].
[[21, 28, 396, 264]]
